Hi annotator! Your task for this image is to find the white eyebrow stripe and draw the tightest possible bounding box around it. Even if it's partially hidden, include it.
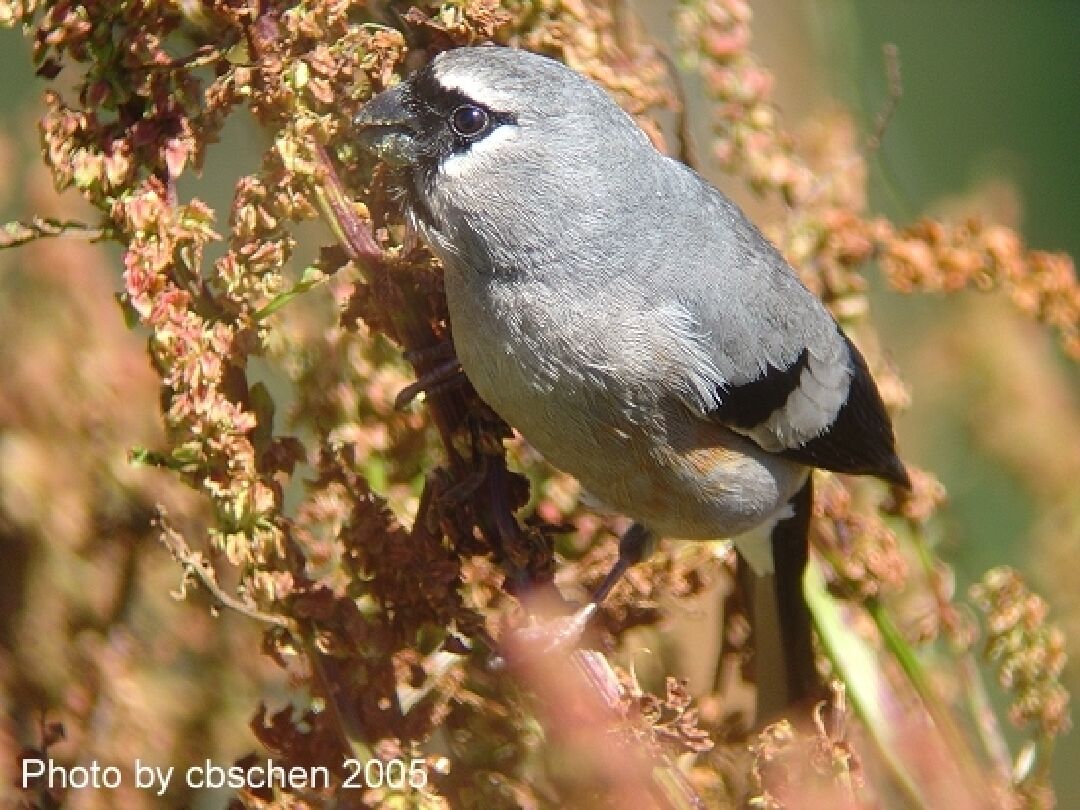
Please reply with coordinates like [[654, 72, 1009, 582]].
[[439, 125, 521, 178], [433, 64, 503, 109]]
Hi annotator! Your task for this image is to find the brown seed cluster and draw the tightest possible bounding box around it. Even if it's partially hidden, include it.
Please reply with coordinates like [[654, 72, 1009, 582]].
[[972, 568, 1071, 740], [879, 218, 1080, 359]]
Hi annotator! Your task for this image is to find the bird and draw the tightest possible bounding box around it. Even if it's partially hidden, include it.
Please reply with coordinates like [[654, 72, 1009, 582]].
[[353, 45, 908, 720]]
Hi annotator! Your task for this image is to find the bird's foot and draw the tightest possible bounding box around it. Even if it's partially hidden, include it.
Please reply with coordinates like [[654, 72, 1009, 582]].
[[496, 603, 598, 668], [395, 353, 464, 410]]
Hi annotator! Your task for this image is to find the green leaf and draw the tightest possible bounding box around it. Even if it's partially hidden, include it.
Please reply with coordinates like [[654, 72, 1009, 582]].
[[129, 446, 171, 468], [252, 266, 326, 321]]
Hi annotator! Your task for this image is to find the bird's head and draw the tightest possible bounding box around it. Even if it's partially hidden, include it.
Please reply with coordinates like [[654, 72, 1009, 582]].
[[353, 46, 656, 274]]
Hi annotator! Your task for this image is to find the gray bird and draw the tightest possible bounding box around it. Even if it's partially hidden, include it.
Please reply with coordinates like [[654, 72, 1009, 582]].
[[354, 45, 908, 718]]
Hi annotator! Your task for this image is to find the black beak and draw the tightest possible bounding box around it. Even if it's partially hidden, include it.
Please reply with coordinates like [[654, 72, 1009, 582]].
[[354, 82, 421, 167]]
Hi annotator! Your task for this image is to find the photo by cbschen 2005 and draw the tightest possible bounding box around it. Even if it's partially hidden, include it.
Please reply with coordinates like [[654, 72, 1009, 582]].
[[354, 45, 909, 721]]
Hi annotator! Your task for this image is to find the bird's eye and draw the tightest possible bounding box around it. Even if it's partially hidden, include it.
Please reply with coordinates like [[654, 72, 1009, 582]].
[[450, 104, 489, 138]]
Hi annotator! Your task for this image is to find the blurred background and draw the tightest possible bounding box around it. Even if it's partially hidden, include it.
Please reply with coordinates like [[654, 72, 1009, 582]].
[[1, 1, 1077, 806]]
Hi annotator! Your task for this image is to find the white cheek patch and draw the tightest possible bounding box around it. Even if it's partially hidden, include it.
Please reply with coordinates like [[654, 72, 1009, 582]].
[[439, 125, 520, 179]]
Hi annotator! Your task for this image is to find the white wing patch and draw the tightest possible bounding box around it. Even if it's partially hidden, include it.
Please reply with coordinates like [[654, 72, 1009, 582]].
[[749, 345, 851, 452], [636, 301, 850, 455]]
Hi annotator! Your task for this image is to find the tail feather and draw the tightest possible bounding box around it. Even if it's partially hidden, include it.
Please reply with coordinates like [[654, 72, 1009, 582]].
[[734, 476, 821, 723]]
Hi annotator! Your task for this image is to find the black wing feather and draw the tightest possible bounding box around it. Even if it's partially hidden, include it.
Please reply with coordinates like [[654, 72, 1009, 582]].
[[708, 331, 909, 488], [777, 334, 909, 487], [710, 349, 809, 430]]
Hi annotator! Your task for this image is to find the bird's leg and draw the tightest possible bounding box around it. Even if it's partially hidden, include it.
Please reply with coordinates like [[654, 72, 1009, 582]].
[[395, 342, 464, 410], [569, 523, 656, 628], [504, 523, 656, 659]]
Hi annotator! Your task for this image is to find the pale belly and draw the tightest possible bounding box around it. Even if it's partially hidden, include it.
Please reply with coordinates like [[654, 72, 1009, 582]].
[[445, 272, 807, 539], [508, 393, 807, 539]]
